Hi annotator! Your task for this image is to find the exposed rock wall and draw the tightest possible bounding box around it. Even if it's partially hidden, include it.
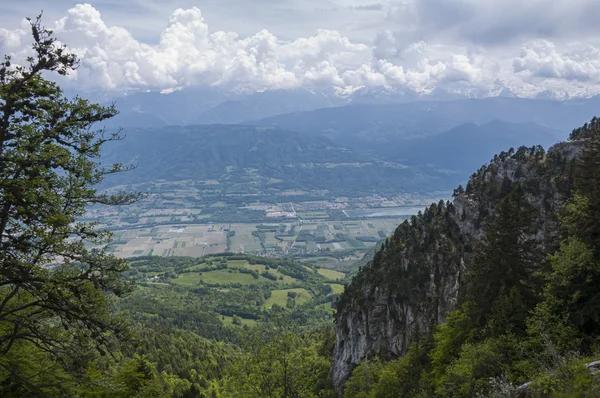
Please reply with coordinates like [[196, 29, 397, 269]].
[[332, 140, 585, 393]]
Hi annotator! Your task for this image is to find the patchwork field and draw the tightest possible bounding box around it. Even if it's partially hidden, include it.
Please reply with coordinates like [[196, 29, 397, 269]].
[[108, 219, 404, 267], [169, 258, 300, 286]]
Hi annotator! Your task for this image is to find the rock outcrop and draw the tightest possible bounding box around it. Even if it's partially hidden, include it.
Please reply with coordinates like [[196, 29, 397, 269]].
[[331, 140, 585, 392]]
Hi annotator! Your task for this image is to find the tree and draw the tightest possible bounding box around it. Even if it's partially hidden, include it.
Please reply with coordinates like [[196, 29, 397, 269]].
[[571, 119, 600, 253], [528, 119, 600, 350], [0, 16, 138, 390], [225, 319, 330, 398], [466, 184, 542, 336]]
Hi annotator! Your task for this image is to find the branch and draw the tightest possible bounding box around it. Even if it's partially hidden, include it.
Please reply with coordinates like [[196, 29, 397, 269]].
[[0, 285, 19, 314]]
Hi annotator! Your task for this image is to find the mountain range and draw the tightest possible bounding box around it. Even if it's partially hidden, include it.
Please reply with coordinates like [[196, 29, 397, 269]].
[[101, 120, 572, 195], [101, 86, 600, 129], [95, 89, 600, 195], [101, 125, 443, 196]]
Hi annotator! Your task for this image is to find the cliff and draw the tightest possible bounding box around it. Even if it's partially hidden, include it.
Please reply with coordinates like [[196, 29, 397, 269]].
[[331, 140, 586, 392]]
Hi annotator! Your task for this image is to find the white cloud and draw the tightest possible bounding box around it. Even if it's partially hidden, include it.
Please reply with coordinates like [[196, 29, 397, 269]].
[[20, 4, 374, 90], [0, 19, 30, 58], [514, 40, 600, 83], [1, 3, 599, 98]]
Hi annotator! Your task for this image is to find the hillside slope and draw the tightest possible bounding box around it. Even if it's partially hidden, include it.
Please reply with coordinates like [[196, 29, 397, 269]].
[[101, 125, 444, 196], [331, 137, 586, 391], [394, 120, 562, 174], [250, 97, 599, 144]]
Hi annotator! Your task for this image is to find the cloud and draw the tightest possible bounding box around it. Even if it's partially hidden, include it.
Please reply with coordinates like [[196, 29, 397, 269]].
[[513, 40, 600, 82], [0, 3, 490, 92], [38, 4, 374, 90], [352, 4, 385, 11], [0, 19, 29, 54], [384, 0, 600, 46], [371, 35, 499, 90], [1, 3, 599, 98]]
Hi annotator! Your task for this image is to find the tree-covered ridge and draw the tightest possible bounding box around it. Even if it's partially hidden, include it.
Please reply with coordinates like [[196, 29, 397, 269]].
[[334, 119, 600, 396], [100, 124, 446, 196]]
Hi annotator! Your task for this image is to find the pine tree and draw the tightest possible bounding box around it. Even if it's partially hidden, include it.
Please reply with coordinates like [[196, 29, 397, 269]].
[[466, 184, 542, 336], [572, 121, 600, 253]]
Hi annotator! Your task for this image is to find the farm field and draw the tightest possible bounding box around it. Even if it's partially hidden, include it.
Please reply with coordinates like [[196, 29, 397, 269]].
[[263, 288, 312, 309], [108, 218, 405, 266], [220, 315, 258, 327], [168, 258, 300, 286], [171, 270, 260, 286], [327, 283, 345, 294], [317, 268, 345, 281], [127, 255, 344, 335]]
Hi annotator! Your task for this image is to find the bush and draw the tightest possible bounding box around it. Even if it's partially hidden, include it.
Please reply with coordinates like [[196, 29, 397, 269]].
[[261, 271, 278, 281], [435, 339, 504, 398]]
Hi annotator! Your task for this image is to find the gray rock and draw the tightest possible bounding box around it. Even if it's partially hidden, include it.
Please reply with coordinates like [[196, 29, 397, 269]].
[[331, 141, 584, 393]]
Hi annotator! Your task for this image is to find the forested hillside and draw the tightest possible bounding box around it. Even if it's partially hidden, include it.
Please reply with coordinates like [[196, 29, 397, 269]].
[[100, 125, 445, 195], [333, 118, 600, 397]]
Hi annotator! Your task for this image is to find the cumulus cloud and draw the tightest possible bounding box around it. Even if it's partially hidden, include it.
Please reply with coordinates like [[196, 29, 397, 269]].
[[1, 4, 376, 90], [371, 35, 499, 90], [514, 41, 600, 83], [0, 19, 29, 55], [0, 2, 599, 98]]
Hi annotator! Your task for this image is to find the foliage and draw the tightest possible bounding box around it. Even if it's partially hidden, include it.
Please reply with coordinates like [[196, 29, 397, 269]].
[[224, 319, 333, 398], [434, 339, 505, 397], [339, 118, 600, 397], [0, 16, 139, 391], [466, 183, 543, 336], [529, 357, 600, 398]]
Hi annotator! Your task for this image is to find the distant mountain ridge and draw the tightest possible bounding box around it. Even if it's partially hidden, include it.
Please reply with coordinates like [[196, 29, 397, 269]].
[[101, 125, 445, 196], [247, 97, 597, 176], [394, 120, 563, 175], [101, 86, 600, 129], [249, 96, 597, 141], [101, 119, 574, 195]]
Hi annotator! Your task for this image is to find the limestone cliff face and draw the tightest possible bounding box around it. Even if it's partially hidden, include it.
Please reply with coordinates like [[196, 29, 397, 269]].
[[331, 141, 585, 392]]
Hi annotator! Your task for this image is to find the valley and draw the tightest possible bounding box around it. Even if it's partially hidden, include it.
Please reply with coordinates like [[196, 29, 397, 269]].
[[88, 187, 444, 267]]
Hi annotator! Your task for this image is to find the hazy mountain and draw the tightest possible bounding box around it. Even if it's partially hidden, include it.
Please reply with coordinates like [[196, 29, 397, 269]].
[[99, 87, 600, 129], [100, 119, 568, 195], [104, 87, 346, 128], [194, 89, 347, 124], [248, 96, 599, 156], [101, 125, 445, 195], [103, 87, 233, 127], [395, 121, 563, 179]]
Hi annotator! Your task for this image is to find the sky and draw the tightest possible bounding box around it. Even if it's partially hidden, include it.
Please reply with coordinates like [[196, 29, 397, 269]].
[[1, 0, 599, 97]]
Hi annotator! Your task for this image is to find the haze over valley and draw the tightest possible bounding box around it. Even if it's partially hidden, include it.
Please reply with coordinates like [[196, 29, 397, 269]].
[[89, 94, 598, 264]]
